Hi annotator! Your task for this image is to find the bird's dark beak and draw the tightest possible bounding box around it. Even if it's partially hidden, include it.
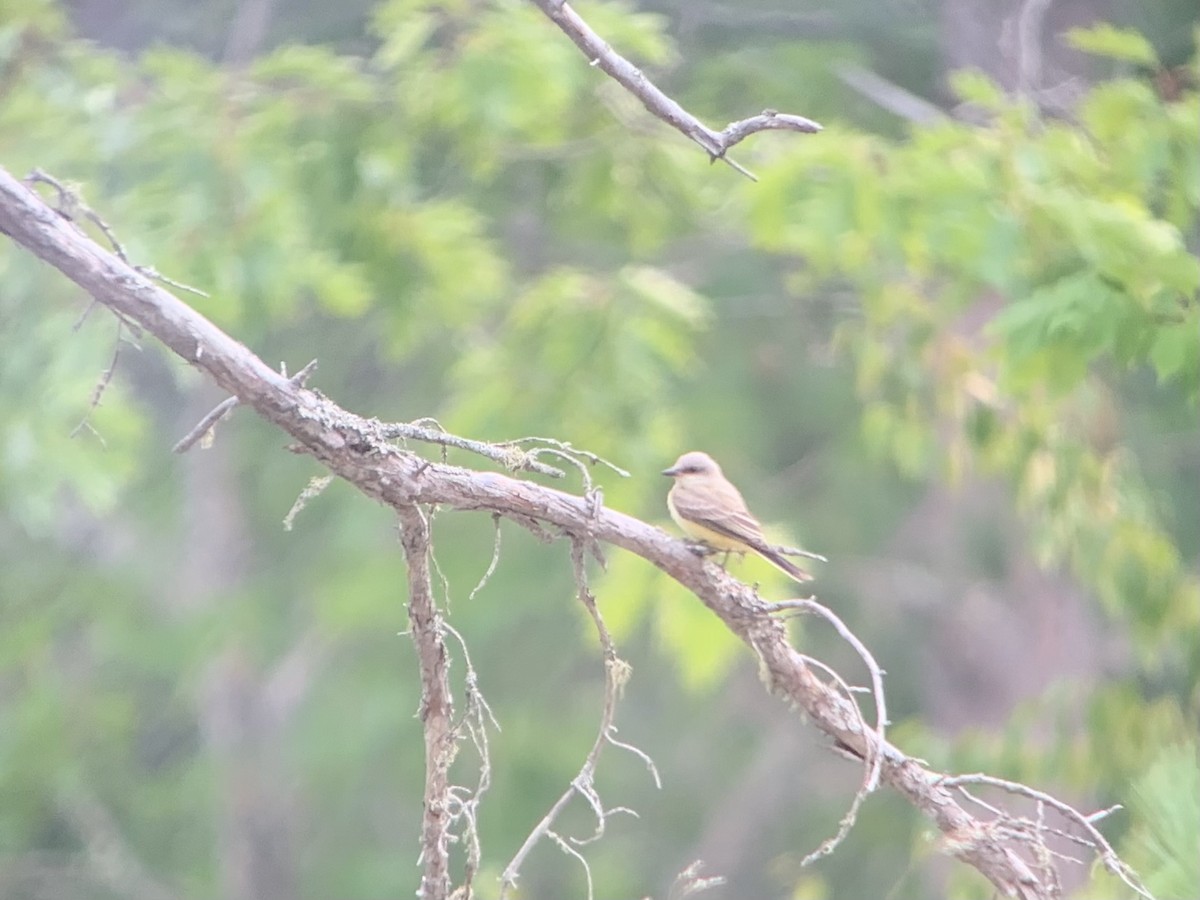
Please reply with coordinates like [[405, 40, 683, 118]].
[[662, 466, 679, 477]]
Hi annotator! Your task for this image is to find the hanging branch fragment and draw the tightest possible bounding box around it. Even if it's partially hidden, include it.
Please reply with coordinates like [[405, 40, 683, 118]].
[[499, 539, 656, 898], [282, 475, 335, 531], [668, 860, 726, 899], [70, 316, 130, 443], [442, 621, 498, 899], [468, 514, 504, 601], [793, 652, 877, 866], [398, 505, 456, 900], [0, 164, 1159, 900], [527, 0, 820, 179]]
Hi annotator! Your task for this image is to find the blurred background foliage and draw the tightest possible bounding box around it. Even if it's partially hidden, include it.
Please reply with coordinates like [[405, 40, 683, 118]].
[[0, 0, 1197, 897]]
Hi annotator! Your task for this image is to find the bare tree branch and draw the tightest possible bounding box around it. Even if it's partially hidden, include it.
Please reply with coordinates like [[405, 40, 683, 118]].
[[834, 62, 948, 124], [0, 165, 1157, 900], [527, 0, 820, 179], [398, 504, 456, 900]]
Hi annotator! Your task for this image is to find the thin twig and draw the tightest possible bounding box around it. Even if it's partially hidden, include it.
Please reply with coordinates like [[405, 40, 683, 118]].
[[135, 265, 210, 299], [765, 598, 887, 793], [379, 421, 566, 478], [29, 169, 204, 303], [834, 63, 947, 124], [500, 436, 631, 478], [282, 475, 334, 531], [668, 860, 726, 899], [468, 514, 504, 601], [70, 317, 128, 441], [172, 396, 240, 453], [546, 830, 594, 900], [499, 538, 655, 897], [174, 360, 316, 454], [774, 543, 828, 563], [795, 654, 876, 866]]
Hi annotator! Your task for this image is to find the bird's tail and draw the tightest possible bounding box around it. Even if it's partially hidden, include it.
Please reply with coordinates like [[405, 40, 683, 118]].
[[756, 545, 815, 583]]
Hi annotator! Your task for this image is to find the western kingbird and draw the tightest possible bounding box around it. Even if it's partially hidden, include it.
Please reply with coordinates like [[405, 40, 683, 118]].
[[663, 450, 816, 583]]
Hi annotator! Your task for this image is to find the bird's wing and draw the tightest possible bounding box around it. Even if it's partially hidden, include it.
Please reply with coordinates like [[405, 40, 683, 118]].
[[671, 480, 768, 547]]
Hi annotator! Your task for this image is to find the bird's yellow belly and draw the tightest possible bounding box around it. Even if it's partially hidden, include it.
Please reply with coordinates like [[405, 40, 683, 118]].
[[668, 493, 747, 551]]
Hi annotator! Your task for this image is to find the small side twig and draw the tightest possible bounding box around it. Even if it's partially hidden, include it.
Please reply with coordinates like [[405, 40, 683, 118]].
[[28, 168, 205, 302], [499, 436, 631, 478], [282, 475, 334, 531], [380, 424, 632, 488], [794, 653, 877, 866], [379, 420, 566, 478], [468, 514, 504, 601], [174, 359, 317, 453], [70, 316, 131, 443], [765, 598, 887, 793], [172, 396, 240, 453], [668, 860, 725, 900]]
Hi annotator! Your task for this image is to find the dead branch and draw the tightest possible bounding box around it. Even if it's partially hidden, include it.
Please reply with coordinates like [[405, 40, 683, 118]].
[[527, 0, 820, 180], [938, 773, 1153, 900], [398, 505, 456, 900], [0, 165, 1157, 900], [668, 860, 725, 899]]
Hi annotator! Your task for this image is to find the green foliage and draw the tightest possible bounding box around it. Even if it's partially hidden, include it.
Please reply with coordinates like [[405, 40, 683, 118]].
[[747, 45, 1200, 674], [1119, 742, 1200, 899], [1067, 23, 1160, 66]]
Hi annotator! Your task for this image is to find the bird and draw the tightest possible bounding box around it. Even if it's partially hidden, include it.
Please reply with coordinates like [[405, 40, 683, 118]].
[[662, 450, 818, 583]]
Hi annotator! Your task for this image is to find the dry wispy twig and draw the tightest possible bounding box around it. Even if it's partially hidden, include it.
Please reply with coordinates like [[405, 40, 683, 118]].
[[499, 538, 659, 899], [938, 773, 1154, 900]]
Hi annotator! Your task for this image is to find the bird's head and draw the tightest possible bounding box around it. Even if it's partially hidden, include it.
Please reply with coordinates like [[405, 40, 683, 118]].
[[662, 451, 722, 480]]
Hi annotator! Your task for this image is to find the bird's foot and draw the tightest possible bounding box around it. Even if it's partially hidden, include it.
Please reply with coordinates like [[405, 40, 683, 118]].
[[684, 541, 716, 558]]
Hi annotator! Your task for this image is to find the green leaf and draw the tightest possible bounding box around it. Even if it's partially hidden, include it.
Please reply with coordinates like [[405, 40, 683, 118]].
[[1149, 325, 1198, 388], [948, 69, 1008, 110], [1066, 24, 1158, 67]]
